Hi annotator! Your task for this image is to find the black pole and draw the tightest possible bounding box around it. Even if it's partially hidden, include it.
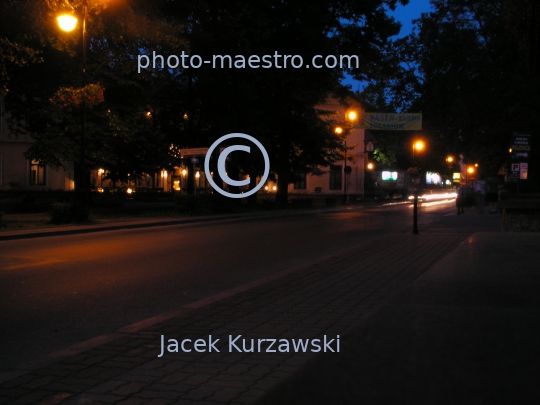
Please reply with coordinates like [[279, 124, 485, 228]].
[[412, 144, 419, 234], [81, 0, 88, 206], [413, 191, 419, 234]]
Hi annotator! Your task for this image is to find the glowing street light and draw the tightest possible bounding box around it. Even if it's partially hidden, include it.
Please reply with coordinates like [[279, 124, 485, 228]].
[[57, 14, 78, 32], [347, 111, 358, 121], [412, 140, 424, 168]]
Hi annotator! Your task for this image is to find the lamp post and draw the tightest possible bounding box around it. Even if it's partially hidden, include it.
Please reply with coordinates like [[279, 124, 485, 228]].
[[57, 1, 88, 205], [467, 166, 475, 186], [411, 140, 425, 235]]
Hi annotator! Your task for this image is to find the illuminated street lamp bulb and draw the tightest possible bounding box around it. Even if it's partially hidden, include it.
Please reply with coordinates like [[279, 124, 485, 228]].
[[195, 171, 200, 179], [446, 156, 453, 163], [474, 163, 478, 167], [467, 167, 474, 174], [334, 126, 343, 134], [367, 163, 374, 170], [414, 141, 424, 151], [347, 111, 358, 121], [265, 186, 269, 191], [57, 14, 78, 32], [272, 186, 277, 191], [181, 169, 187, 176]]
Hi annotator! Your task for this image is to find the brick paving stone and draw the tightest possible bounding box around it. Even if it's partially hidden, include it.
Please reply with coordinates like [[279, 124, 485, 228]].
[[138, 398, 174, 405], [5, 389, 51, 405], [111, 381, 149, 396], [18, 374, 58, 389], [135, 389, 180, 400], [156, 372, 192, 385], [87, 379, 130, 394], [36, 392, 73, 405], [1, 387, 35, 399], [183, 373, 214, 385], [0, 373, 37, 388], [204, 378, 251, 389], [115, 397, 149, 405], [206, 386, 244, 402]]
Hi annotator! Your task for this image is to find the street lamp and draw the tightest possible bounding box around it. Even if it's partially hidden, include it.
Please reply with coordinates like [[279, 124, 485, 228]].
[[58, 1, 88, 205], [412, 140, 424, 167], [466, 166, 475, 186], [343, 111, 358, 203], [411, 140, 425, 235]]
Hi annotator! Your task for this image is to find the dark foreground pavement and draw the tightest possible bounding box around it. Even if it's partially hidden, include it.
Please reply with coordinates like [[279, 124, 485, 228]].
[[258, 231, 540, 404], [1, 210, 538, 404]]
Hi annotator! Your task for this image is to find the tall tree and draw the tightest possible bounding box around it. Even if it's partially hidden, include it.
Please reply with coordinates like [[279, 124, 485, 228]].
[[1, 0, 186, 190], [160, 0, 406, 204], [378, 0, 540, 185]]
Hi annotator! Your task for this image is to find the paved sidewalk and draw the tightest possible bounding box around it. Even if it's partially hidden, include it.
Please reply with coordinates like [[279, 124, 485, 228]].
[[1, 210, 522, 404], [257, 231, 540, 404]]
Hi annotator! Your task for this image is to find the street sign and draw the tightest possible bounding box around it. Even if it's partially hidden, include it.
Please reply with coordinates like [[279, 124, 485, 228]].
[[180, 147, 209, 157], [190, 157, 199, 163], [515, 152, 529, 158], [511, 133, 531, 153], [510, 162, 520, 179], [362, 113, 422, 130], [520, 162, 528, 180]]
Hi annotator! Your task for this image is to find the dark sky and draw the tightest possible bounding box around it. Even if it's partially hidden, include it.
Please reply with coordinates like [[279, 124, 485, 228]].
[[342, 0, 433, 90], [389, 0, 432, 37]]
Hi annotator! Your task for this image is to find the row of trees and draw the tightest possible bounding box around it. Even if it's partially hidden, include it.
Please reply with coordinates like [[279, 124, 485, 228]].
[[364, 0, 539, 188], [1, 0, 408, 202]]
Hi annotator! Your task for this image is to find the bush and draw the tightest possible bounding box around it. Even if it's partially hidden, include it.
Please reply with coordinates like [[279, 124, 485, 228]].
[[49, 202, 89, 224]]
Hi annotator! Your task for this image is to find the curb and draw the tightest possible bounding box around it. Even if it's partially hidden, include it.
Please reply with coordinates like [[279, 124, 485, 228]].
[[0, 203, 374, 241]]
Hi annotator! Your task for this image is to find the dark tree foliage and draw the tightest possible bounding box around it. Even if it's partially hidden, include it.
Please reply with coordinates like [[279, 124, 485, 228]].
[[2, 0, 406, 201], [370, 0, 540, 185], [1, 0, 186, 184], [161, 0, 406, 203]]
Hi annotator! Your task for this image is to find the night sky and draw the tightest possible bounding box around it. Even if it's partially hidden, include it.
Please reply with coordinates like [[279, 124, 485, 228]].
[[343, 0, 433, 90]]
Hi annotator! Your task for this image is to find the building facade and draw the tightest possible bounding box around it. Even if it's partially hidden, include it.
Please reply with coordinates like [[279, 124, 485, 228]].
[[0, 101, 74, 191], [1, 95, 372, 198]]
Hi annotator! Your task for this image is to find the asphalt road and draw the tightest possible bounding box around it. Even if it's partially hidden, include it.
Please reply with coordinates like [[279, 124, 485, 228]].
[[0, 200, 456, 376]]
